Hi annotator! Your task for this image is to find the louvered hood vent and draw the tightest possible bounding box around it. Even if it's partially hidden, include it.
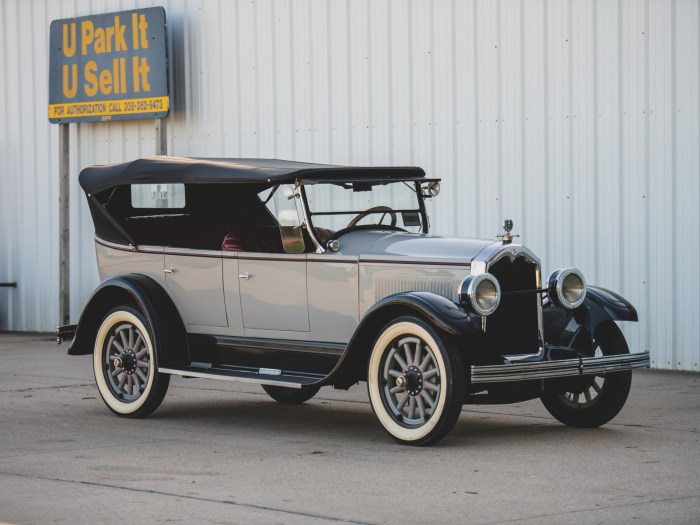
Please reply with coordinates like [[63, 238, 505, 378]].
[[375, 277, 459, 303]]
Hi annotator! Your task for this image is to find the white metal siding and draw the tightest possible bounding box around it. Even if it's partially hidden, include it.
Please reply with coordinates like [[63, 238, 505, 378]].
[[0, 0, 698, 371]]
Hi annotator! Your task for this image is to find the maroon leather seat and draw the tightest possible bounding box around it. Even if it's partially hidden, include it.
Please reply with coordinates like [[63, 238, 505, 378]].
[[222, 227, 283, 253]]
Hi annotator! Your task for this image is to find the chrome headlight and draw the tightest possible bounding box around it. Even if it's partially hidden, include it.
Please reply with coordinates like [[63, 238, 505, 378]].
[[459, 273, 501, 316], [547, 267, 587, 309]]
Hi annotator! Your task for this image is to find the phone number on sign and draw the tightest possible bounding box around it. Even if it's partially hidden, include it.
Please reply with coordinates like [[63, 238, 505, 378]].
[[123, 99, 166, 112]]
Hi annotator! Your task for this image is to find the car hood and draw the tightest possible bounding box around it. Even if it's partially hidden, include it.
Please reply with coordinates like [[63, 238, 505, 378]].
[[334, 230, 496, 265]]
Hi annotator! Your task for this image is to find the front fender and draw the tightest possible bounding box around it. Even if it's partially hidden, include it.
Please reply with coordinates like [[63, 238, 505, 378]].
[[67, 274, 189, 366], [365, 292, 479, 336], [323, 292, 478, 388], [584, 286, 638, 323], [544, 285, 637, 348]]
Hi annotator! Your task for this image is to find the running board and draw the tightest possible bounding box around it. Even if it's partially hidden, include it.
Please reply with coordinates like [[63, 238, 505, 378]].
[[158, 365, 323, 389], [470, 351, 651, 384]]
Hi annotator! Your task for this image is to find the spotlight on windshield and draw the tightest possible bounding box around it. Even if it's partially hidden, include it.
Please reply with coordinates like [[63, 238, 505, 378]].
[[422, 181, 441, 198]]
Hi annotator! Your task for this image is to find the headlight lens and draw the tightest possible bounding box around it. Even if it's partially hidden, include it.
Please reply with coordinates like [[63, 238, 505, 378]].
[[547, 268, 587, 309], [459, 273, 501, 316]]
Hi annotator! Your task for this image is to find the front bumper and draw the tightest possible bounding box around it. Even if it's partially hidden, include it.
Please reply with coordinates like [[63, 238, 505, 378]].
[[56, 324, 77, 344], [470, 351, 650, 384]]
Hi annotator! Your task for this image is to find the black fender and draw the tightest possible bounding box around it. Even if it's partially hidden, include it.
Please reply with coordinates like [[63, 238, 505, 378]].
[[67, 274, 189, 366], [584, 286, 638, 324], [544, 285, 637, 348], [363, 292, 479, 336], [323, 292, 478, 389]]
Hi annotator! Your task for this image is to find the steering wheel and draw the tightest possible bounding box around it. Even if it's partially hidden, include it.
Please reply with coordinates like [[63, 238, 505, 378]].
[[347, 206, 397, 228]]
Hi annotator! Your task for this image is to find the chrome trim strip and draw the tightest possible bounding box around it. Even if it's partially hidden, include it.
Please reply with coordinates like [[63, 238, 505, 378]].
[[95, 236, 167, 255], [581, 353, 651, 375], [361, 258, 471, 268], [237, 254, 308, 262], [95, 236, 136, 252], [470, 351, 650, 384], [470, 242, 542, 276], [158, 367, 303, 389], [97, 236, 303, 260], [306, 254, 359, 264], [165, 247, 222, 258]]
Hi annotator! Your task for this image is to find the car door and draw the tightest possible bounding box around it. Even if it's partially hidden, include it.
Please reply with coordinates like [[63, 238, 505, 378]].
[[164, 248, 228, 328], [238, 253, 309, 332], [235, 184, 310, 334]]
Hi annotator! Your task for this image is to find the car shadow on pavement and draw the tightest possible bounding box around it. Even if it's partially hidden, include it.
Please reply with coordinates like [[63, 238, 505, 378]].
[[144, 396, 385, 441], [127, 393, 625, 448]]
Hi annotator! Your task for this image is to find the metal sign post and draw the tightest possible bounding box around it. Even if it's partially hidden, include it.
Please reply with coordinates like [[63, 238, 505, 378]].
[[155, 117, 167, 155], [59, 123, 70, 325]]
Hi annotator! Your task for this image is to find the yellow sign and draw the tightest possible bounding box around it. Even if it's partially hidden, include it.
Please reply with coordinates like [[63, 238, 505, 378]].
[[49, 8, 168, 123]]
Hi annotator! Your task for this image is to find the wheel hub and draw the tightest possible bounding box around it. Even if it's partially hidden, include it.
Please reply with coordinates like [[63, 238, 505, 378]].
[[398, 365, 423, 396], [118, 349, 137, 375]]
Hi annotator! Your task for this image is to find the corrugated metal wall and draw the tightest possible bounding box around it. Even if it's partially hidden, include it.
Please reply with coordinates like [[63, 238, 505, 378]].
[[0, 0, 698, 371]]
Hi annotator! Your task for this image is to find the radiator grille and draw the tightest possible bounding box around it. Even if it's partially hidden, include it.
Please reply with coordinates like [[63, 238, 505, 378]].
[[486, 256, 541, 355]]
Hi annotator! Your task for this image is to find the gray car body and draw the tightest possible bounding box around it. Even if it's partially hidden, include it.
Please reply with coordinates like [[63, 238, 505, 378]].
[[95, 230, 495, 346]]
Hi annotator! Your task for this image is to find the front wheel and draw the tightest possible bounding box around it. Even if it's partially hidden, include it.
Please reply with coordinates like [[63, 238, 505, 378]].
[[540, 321, 632, 427], [367, 316, 465, 446], [93, 306, 170, 418]]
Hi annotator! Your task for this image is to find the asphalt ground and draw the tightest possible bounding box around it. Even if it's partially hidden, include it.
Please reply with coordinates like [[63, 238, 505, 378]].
[[0, 332, 698, 525]]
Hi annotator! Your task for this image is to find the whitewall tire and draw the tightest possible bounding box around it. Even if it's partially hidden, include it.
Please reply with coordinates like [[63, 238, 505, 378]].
[[93, 306, 169, 418], [367, 316, 465, 446]]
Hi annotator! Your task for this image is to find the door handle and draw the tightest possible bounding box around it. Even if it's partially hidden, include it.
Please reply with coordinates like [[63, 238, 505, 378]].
[[163, 267, 175, 274], [238, 272, 253, 280]]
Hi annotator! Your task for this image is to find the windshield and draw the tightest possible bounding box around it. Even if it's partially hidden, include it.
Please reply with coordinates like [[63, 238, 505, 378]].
[[302, 181, 426, 234]]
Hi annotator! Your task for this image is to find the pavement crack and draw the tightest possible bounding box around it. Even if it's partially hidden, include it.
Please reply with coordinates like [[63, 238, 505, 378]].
[[0, 438, 183, 460], [456, 408, 700, 434], [0, 471, 376, 525], [3, 382, 93, 393], [477, 493, 700, 524]]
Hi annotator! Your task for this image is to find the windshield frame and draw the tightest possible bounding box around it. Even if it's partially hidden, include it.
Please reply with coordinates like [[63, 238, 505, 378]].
[[297, 178, 435, 253]]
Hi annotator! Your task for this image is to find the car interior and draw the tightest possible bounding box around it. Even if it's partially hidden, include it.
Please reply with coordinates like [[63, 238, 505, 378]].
[[94, 182, 330, 253]]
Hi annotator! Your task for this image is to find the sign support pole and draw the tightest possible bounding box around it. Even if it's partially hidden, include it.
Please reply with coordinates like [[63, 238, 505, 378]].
[[155, 117, 167, 156], [59, 123, 70, 325]]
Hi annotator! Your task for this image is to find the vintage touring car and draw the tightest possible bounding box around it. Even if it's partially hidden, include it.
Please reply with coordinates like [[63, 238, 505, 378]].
[[58, 157, 649, 445]]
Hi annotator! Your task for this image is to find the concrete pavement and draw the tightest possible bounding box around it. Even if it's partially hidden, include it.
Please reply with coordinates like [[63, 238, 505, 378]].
[[0, 332, 698, 524]]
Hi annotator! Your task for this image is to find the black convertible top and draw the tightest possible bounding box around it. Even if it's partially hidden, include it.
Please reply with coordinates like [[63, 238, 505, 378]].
[[79, 157, 426, 194]]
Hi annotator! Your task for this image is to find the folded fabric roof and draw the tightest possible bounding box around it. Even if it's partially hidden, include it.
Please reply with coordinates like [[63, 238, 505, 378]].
[[79, 156, 426, 194]]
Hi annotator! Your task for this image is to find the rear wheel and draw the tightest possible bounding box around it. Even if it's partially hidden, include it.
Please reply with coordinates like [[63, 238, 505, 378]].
[[540, 321, 632, 427], [262, 384, 320, 404], [367, 316, 465, 446], [93, 306, 169, 418]]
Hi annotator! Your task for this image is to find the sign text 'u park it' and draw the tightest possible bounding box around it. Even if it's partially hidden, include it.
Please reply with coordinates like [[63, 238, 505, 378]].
[[49, 7, 169, 123]]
